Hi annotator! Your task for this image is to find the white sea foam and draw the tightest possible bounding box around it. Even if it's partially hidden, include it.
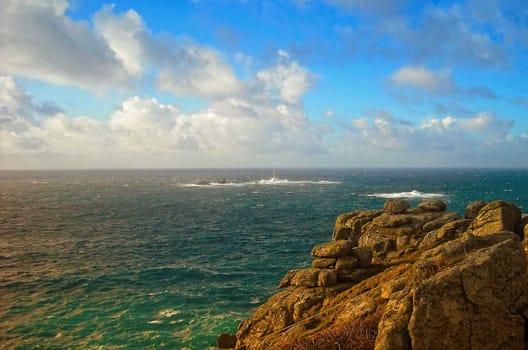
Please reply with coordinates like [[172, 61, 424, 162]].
[[179, 178, 340, 187], [157, 309, 181, 318], [253, 179, 340, 185], [147, 320, 163, 325], [366, 190, 447, 199]]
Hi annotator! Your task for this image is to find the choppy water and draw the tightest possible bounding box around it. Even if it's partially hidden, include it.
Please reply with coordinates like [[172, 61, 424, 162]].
[[1, 168, 527, 349]]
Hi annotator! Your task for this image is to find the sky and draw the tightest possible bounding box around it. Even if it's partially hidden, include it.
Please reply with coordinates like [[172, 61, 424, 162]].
[[0, 0, 527, 169]]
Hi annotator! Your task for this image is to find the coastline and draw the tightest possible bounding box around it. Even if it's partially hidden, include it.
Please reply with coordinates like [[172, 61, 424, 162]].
[[222, 199, 528, 349]]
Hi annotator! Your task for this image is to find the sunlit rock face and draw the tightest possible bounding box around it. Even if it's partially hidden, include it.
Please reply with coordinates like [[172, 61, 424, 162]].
[[225, 200, 528, 350]]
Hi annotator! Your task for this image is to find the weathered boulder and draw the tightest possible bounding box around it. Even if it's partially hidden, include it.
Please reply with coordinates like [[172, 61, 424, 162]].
[[384, 199, 410, 214], [417, 200, 446, 212], [409, 237, 528, 350], [290, 269, 320, 288], [279, 268, 337, 288], [464, 200, 487, 219], [334, 211, 360, 226], [351, 247, 373, 267], [418, 230, 441, 250], [318, 269, 338, 287], [333, 209, 383, 243], [335, 256, 358, 271], [419, 218, 472, 250], [235, 287, 327, 349], [468, 200, 522, 236], [332, 225, 351, 240], [311, 258, 336, 269], [375, 294, 412, 350], [358, 210, 460, 262], [332, 211, 358, 240], [311, 240, 353, 258], [372, 213, 413, 228], [437, 219, 472, 241], [372, 239, 396, 255], [421, 212, 461, 232]]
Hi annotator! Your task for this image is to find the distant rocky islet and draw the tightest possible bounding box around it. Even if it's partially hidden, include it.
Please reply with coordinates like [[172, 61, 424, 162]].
[[219, 199, 528, 349]]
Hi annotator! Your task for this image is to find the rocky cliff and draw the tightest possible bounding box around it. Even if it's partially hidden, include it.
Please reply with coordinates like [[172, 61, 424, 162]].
[[219, 200, 528, 350]]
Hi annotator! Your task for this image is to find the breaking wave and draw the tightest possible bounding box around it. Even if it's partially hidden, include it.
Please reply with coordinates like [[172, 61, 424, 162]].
[[366, 190, 447, 199], [180, 178, 341, 187]]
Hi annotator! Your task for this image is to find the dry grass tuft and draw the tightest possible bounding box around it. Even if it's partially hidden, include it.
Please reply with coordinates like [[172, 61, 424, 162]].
[[276, 306, 384, 350]]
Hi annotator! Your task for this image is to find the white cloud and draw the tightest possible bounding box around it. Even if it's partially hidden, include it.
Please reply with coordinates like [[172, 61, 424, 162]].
[[0, 75, 62, 123], [348, 112, 414, 150], [456, 112, 514, 143], [421, 116, 457, 130], [346, 110, 518, 159], [381, 5, 505, 67], [93, 5, 146, 77], [256, 50, 314, 104], [0, 74, 325, 168], [155, 44, 243, 99], [390, 65, 455, 94], [0, 1, 242, 100], [389, 65, 500, 101], [0, 0, 131, 90], [2, 75, 526, 168], [0, 76, 32, 116]]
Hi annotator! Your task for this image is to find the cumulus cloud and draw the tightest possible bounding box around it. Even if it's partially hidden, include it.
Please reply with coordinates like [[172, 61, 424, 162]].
[[389, 65, 500, 101], [93, 4, 146, 77], [0, 1, 243, 100], [155, 44, 243, 100], [0, 0, 132, 90], [256, 50, 314, 104], [0, 71, 324, 168], [2, 74, 526, 168], [0, 76, 62, 123], [346, 110, 519, 160], [390, 65, 455, 94], [381, 5, 506, 67], [324, 1, 517, 69]]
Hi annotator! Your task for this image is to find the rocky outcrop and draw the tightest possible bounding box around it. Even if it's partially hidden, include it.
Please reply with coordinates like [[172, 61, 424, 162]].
[[465, 200, 487, 219], [384, 199, 410, 214], [409, 234, 528, 350], [468, 200, 522, 236], [417, 199, 446, 212], [222, 200, 528, 350]]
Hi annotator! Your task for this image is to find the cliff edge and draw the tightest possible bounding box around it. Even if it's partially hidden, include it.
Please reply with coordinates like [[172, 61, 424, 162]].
[[219, 200, 528, 350]]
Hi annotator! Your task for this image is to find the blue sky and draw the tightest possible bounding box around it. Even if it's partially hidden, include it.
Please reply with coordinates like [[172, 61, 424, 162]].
[[1, 0, 527, 169]]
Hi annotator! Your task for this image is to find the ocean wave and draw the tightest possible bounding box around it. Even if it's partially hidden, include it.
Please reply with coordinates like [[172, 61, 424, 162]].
[[365, 190, 447, 199], [157, 309, 181, 318], [179, 178, 341, 187]]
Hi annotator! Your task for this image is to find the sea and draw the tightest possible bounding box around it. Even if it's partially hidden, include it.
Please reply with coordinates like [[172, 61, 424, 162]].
[[1, 168, 527, 349]]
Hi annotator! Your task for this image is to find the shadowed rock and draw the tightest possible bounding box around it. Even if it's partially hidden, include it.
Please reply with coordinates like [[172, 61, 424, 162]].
[[417, 199, 446, 212], [464, 200, 487, 219], [384, 199, 410, 214], [217, 333, 237, 349]]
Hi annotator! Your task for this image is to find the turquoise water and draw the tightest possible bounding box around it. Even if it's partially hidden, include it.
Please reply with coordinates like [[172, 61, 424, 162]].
[[1, 168, 527, 349]]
